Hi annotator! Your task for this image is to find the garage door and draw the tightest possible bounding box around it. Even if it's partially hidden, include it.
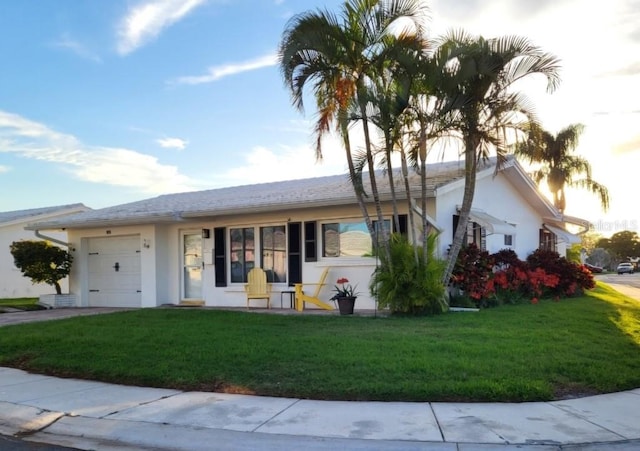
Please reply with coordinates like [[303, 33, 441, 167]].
[[87, 236, 141, 307]]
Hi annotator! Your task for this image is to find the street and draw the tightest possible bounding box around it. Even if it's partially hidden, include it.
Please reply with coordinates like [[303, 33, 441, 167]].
[[595, 272, 640, 300]]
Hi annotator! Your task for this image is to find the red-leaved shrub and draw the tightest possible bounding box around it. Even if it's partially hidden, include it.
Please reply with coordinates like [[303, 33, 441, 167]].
[[450, 246, 595, 308]]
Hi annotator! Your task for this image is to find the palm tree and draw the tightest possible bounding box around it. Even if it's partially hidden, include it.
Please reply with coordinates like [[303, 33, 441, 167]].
[[514, 123, 609, 213], [363, 38, 424, 244], [277, 0, 429, 257], [435, 31, 561, 287]]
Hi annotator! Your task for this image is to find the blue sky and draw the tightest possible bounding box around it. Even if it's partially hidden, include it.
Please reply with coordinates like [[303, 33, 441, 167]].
[[0, 0, 638, 237]]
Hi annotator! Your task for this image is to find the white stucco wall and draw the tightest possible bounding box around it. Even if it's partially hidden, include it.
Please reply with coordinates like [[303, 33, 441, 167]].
[[66, 204, 391, 310], [435, 171, 544, 260]]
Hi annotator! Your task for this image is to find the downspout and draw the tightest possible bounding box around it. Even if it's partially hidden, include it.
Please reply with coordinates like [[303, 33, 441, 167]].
[[34, 230, 71, 248]]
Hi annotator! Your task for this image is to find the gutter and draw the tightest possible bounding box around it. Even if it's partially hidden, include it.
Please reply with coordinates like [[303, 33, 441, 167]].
[[34, 230, 71, 248]]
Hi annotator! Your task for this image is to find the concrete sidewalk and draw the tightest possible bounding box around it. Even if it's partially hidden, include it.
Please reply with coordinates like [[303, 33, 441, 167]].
[[1, 367, 639, 450]]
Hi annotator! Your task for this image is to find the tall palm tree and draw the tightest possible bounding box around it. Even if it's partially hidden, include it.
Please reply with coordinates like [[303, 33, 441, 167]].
[[514, 123, 609, 213], [278, 0, 429, 258], [435, 31, 561, 288], [363, 37, 425, 240]]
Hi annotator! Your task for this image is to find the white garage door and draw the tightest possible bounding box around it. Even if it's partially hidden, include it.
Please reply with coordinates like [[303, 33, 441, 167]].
[[88, 236, 142, 307]]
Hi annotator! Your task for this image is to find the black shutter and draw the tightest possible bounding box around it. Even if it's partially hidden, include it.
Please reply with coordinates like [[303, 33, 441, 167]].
[[452, 215, 460, 241], [214, 227, 227, 287], [398, 214, 408, 236], [304, 221, 317, 262], [288, 222, 302, 287]]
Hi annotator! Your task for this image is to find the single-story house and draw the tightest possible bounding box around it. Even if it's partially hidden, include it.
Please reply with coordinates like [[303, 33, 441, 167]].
[[25, 156, 588, 310], [1, 203, 91, 298]]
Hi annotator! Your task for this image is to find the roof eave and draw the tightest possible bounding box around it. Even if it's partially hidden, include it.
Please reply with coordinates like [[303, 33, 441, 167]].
[[25, 214, 181, 231]]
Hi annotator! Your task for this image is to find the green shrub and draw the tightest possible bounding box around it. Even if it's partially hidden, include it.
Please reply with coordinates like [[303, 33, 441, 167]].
[[370, 233, 447, 315], [9, 240, 73, 295]]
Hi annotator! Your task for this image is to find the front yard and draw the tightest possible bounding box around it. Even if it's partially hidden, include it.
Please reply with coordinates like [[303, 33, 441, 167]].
[[0, 298, 43, 313], [0, 282, 638, 402]]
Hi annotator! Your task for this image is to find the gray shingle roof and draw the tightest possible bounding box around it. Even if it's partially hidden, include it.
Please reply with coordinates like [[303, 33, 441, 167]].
[[28, 159, 484, 230], [0, 203, 88, 226]]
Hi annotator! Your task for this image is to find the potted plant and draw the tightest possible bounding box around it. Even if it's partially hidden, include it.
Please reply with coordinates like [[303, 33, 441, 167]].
[[330, 277, 358, 315]]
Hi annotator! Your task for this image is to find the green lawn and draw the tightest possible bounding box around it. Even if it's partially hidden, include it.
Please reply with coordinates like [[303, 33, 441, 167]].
[[0, 298, 42, 312], [0, 282, 638, 402]]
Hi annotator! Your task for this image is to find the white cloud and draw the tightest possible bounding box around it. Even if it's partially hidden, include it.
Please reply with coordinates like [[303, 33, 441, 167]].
[[116, 0, 207, 55], [50, 33, 102, 63], [0, 110, 196, 194], [215, 131, 358, 188], [156, 137, 188, 150], [172, 53, 278, 85], [0, 165, 10, 174]]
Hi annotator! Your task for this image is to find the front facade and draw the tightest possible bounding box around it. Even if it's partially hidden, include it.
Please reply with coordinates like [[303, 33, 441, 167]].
[[1, 204, 91, 298], [28, 157, 587, 310]]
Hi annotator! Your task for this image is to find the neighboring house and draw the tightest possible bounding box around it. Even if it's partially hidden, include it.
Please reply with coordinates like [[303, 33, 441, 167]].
[[26, 157, 588, 310], [1, 203, 91, 298]]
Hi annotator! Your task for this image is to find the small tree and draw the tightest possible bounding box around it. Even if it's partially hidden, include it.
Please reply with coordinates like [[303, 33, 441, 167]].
[[587, 248, 612, 270], [10, 240, 73, 295]]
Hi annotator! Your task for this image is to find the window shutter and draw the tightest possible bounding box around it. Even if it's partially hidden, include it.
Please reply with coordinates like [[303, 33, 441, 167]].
[[288, 222, 302, 286], [539, 228, 544, 250], [304, 221, 317, 262], [452, 215, 459, 241], [214, 227, 226, 287]]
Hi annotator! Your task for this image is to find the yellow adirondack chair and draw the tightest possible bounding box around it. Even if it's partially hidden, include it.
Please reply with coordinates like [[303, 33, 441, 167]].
[[294, 267, 333, 311], [245, 268, 272, 309]]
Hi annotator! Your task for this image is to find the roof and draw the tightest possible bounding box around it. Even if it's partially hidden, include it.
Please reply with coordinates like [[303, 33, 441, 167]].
[[27, 159, 474, 230], [28, 157, 584, 232], [0, 203, 89, 227]]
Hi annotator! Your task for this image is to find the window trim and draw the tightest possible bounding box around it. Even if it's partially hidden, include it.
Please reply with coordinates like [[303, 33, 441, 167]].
[[260, 225, 286, 283], [230, 227, 255, 284]]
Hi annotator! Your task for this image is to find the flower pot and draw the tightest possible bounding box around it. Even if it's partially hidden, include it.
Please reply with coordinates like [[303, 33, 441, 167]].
[[336, 296, 356, 315]]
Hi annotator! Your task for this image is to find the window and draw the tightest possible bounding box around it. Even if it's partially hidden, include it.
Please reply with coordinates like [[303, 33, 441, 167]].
[[453, 215, 487, 251], [322, 221, 373, 257], [261, 226, 286, 283], [504, 234, 513, 246], [230, 228, 254, 283], [539, 229, 557, 252], [304, 221, 317, 262]]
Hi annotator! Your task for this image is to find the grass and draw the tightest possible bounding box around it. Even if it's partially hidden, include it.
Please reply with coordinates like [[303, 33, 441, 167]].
[[0, 282, 639, 402], [0, 298, 43, 312]]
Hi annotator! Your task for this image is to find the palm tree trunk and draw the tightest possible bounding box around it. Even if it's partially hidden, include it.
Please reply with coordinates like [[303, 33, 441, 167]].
[[385, 141, 401, 234], [340, 114, 375, 237], [399, 141, 419, 262], [442, 134, 479, 289], [359, 99, 391, 262], [418, 123, 429, 262]]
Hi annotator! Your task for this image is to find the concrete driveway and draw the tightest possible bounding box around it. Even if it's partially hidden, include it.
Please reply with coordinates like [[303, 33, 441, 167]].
[[0, 308, 132, 327]]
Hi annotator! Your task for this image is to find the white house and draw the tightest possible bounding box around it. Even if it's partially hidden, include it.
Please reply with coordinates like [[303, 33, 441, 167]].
[[1, 203, 91, 298], [25, 157, 588, 310]]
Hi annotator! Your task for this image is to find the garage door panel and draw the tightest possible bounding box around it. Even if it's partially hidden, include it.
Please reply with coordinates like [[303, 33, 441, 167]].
[[87, 236, 141, 308]]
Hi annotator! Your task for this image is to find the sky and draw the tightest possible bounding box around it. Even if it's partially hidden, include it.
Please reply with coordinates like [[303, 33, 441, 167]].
[[0, 0, 638, 237]]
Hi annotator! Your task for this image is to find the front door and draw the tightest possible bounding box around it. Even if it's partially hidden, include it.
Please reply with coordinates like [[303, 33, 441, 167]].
[[182, 232, 203, 301]]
